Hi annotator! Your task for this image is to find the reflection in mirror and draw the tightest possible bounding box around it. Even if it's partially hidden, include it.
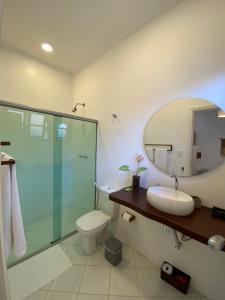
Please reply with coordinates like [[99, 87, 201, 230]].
[[144, 98, 225, 177]]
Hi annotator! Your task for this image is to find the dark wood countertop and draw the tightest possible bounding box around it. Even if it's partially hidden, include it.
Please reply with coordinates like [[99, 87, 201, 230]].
[[109, 187, 225, 251]]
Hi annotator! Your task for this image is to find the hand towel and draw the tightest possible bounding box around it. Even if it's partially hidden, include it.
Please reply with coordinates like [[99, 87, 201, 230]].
[[145, 146, 154, 162], [155, 149, 168, 172], [0, 167, 11, 300], [1, 152, 27, 258]]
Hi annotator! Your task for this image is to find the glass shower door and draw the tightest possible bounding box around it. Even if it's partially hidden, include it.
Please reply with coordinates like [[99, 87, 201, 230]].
[[0, 106, 55, 265], [51, 116, 97, 240], [59, 117, 96, 237], [0, 103, 97, 266]]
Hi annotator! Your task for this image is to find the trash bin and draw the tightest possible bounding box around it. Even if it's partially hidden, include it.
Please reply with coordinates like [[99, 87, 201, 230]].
[[104, 236, 123, 266]]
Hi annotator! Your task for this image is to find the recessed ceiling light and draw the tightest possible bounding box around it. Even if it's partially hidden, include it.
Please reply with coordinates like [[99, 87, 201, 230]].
[[41, 42, 53, 53]]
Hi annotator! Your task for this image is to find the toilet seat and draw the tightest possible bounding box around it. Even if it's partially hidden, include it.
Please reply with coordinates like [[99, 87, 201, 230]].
[[76, 210, 111, 232]]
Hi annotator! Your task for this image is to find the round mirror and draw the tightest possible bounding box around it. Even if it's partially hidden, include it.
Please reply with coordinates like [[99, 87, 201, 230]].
[[144, 98, 225, 177]]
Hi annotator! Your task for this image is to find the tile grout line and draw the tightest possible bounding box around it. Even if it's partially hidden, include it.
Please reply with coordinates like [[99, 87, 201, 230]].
[[43, 242, 72, 297], [133, 249, 141, 298], [44, 239, 82, 299], [76, 258, 87, 295], [108, 263, 112, 298], [43, 289, 48, 300], [42, 272, 55, 299], [44, 290, 78, 299]]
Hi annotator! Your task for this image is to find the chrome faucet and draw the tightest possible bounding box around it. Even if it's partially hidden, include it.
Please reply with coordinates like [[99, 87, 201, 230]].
[[171, 174, 178, 190]]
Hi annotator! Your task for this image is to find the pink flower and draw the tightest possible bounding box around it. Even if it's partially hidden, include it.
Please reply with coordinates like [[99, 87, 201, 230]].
[[136, 154, 144, 163], [119, 153, 147, 176]]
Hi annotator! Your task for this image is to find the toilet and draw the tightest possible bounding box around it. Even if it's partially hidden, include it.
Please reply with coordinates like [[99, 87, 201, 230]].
[[76, 186, 119, 255]]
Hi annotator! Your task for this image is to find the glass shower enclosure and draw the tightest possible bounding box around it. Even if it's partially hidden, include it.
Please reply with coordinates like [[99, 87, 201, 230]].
[[0, 100, 97, 266]]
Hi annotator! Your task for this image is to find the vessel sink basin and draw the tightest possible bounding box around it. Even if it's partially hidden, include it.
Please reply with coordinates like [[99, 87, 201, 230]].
[[147, 187, 194, 216]]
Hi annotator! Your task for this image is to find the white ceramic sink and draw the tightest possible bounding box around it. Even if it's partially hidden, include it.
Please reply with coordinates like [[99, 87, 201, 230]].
[[147, 187, 194, 216]]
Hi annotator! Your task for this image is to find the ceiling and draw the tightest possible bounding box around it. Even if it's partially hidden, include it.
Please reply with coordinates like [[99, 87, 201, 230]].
[[1, 0, 183, 74]]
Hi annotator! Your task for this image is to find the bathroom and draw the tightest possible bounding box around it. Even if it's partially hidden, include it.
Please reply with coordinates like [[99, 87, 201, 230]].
[[0, 0, 225, 299]]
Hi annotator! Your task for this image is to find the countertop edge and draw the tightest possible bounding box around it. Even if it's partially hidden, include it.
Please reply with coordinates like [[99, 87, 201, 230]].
[[109, 188, 225, 252]]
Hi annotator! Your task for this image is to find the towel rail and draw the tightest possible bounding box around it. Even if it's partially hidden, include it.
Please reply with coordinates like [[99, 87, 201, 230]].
[[1, 160, 16, 166], [0, 141, 16, 165], [0, 141, 11, 146], [144, 143, 173, 151], [144, 144, 172, 164]]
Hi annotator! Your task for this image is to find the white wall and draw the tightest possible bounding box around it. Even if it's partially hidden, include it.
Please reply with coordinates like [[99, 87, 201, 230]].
[[0, 3, 12, 299], [72, 0, 225, 299], [0, 0, 14, 300], [0, 47, 73, 113]]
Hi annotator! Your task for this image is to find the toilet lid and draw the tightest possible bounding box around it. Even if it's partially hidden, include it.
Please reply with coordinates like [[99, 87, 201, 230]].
[[76, 210, 111, 232]]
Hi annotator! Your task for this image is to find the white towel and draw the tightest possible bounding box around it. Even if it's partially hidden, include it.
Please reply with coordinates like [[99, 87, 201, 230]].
[[155, 149, 168, 172], [145, 146, 154, 162], [1, 152, 27, 258]]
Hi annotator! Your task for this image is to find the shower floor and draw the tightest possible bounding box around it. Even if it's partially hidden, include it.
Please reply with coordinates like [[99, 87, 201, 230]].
[[7, 205, 84, 266], [8, 244, 72, 300]]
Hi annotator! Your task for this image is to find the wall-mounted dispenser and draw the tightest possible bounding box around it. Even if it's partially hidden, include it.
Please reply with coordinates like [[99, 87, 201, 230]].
[[121, 212, 135, 222], [208, 235, 225, 251]]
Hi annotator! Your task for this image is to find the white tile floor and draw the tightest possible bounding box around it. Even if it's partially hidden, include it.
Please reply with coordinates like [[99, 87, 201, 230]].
[[23, 234, 208, 300]]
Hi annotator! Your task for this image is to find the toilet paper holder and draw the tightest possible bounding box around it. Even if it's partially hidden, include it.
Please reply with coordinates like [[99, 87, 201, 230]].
[[121, 212, 135, 222]]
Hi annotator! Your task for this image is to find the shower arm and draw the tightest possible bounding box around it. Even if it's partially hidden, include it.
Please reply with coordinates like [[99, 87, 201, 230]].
[[72, 102, 85, 113]]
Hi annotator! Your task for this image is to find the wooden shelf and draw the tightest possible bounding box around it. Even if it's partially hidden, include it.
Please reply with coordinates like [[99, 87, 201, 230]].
[[109, 187, 225, 251]]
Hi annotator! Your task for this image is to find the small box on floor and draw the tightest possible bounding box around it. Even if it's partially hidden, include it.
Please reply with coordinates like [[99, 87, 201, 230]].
[[161, 261, 191, 294], [104, 236, 123, 266]]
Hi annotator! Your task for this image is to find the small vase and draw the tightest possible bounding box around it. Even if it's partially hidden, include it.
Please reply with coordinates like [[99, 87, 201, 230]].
[[132, 175, 140, 190]]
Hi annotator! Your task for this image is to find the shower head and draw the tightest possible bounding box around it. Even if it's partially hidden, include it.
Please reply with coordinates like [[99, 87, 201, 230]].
[[72, 102, 85, 113]]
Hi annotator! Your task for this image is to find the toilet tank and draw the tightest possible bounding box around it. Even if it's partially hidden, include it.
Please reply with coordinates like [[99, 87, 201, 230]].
[[98, 186, 119, 218]]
